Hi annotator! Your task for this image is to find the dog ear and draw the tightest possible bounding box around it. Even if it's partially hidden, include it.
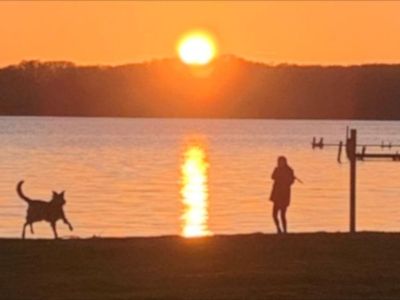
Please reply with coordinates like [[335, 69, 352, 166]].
[[52, 191, 57, 196], [60, 191, 65, 196]]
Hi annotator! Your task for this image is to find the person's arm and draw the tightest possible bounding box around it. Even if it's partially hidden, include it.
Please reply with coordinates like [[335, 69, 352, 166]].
[[290, 169, 295, 185], [271, 168, 277, 180]]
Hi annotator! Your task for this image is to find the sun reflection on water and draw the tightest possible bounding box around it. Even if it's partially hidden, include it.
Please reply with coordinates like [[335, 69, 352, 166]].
[[180, 145, 211, 238]]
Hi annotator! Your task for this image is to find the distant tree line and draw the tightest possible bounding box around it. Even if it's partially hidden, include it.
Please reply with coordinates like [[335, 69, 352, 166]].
[[1, 57, 400, 119]]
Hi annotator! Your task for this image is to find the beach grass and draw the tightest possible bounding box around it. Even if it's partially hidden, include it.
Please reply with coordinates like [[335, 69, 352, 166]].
[[0, 233, 399, 300]]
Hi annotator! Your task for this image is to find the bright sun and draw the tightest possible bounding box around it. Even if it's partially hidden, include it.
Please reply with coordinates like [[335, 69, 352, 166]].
[[177, 31, 217, 65]]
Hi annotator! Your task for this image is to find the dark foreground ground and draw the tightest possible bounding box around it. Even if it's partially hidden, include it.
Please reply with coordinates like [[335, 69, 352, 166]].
[[0, 233, 399, 300]]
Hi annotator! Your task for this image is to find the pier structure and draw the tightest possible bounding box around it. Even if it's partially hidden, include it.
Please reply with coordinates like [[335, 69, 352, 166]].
[[312, 128, 400, 233]]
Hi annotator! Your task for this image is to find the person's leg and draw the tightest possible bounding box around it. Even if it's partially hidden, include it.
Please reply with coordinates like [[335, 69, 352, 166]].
[[280, 207, 288, 233], [272, 204, 282, 234]]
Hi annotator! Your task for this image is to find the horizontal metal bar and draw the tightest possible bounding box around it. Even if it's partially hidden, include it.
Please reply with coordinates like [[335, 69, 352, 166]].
[[312, 143, 400, 148], [357, 144, 400, 147], [311, 144, 338, 147], [356, 153, 400, 159]]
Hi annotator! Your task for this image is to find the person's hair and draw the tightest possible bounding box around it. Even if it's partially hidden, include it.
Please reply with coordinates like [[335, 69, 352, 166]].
[[278, 156, 287, 166]]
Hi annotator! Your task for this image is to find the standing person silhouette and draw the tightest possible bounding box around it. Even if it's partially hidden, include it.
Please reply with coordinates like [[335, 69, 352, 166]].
[[270, 156, 295, 234]]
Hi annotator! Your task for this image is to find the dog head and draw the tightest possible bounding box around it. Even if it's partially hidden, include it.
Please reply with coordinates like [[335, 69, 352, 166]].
[[52, 191, 66, 206]]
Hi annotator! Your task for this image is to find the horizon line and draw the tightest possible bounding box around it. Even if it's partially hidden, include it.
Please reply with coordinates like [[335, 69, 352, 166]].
[[2, 54, 400, 69]]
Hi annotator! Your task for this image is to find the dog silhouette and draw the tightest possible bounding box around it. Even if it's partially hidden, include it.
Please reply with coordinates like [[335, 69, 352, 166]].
[[17, 180, 73, 239]]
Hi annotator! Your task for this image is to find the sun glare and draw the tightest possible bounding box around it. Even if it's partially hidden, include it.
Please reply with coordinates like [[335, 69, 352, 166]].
[[180, 145, 211, 237], [177, 31, 217, 65]]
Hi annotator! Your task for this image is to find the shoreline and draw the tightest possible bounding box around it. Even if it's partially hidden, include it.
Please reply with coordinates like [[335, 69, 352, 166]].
[[0, 230, 399, 240]]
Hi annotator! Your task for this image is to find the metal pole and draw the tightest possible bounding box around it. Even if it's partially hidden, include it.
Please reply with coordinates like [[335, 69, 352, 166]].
[[349, 129, 357, 233]]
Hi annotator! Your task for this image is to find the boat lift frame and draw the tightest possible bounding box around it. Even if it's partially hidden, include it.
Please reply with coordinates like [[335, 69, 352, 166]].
[[312, 128, 400, 233]]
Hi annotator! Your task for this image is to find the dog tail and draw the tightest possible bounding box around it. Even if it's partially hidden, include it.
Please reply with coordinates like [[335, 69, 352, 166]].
[[17, 180, 32, 203]]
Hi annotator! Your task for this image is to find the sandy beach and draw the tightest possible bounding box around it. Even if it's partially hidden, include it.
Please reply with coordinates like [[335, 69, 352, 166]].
[[0, 233, 399, 300]]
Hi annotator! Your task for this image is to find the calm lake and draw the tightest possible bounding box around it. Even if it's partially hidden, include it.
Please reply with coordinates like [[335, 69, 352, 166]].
[[0, 117, 399, 238]]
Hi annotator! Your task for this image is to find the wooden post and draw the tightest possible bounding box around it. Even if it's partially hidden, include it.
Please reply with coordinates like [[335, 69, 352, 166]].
[[349, 129, 357, 233]]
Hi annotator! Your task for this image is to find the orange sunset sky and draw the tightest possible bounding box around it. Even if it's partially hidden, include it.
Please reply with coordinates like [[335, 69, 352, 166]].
[[1, 1, 400, 67]]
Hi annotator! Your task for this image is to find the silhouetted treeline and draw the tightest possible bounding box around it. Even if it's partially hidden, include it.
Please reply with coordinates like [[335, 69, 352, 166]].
[[1, 57, 400, 119]]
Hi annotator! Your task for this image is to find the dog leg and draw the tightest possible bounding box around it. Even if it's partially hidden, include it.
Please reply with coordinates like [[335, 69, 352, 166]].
[[50, 222, 58, 239], [63, 217, 73, 231], [22, 222, 28, 239], [30, 223, 34, 234]]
